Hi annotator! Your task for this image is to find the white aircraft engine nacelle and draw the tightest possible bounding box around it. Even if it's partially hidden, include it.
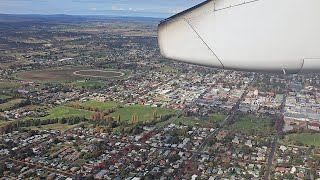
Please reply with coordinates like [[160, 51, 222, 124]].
[[158, 0, 320, 74]]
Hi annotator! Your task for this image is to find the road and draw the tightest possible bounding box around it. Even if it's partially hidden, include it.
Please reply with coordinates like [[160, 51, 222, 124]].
[[264, 83, 288, 180], [191, 80, 252, 160]]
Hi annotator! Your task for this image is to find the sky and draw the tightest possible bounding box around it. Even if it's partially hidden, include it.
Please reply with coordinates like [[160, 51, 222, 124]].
[[0, 0, 204, 18]]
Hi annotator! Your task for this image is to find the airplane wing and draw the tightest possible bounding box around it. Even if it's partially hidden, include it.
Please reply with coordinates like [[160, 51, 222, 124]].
[[158, 0, 320, 74]]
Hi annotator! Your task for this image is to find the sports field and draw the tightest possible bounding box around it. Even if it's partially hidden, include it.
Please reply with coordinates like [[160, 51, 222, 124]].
[[110, 105, 175, 123], [40, 106, 92, 120], [80, 100, 121, 110], [284, 133, 320, 147], [207, 113, 226, 124], [15, 67, 126, 82], [232, 115, 272, 133], [73, 70, 124, 78]]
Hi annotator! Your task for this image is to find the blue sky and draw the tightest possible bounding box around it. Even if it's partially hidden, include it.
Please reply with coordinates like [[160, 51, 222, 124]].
[[0, 0, 204, 17]]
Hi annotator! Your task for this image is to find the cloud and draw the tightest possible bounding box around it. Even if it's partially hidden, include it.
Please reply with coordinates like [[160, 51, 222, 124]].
[[112, 6, 144, 12], [168, 8, 185, 14], [89, 7, 97, 11], [128, 7, 145, 12], [111, 6, 124, 11]]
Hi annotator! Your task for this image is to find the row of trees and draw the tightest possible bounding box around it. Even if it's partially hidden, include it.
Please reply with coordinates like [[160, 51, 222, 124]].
[[0, 117, 88, 134], [67, 102, 116, 114]]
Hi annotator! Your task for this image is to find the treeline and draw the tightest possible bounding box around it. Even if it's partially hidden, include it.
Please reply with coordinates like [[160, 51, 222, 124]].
[[0, 117, 88, 134], [67, 102, 116, 114], [0, 99, 31, 111]]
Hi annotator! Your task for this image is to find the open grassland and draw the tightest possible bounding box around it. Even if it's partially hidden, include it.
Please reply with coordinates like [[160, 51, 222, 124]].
[[15, 67, 87, 82], [0, 120, 10, 127], [40, 106, 92, 120], [69, 80, 106, 88], [25, 122, 86, 133], [232, 115, 272, 133], [80, 100, 121, 110], [0, 99, 24, 111], [15, 67, 127, 82], [284, 133, 320, 147], [0, 94, 11, 101], [0, 80, 20, 89], [207, 113, 226, 124], [110, 105, 175, 123], [156, 116, 214, 128]]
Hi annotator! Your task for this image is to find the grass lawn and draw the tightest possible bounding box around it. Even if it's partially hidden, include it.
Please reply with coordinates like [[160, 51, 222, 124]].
[[40, 106, 92, 120], [0, 95, 11, 101], [0, 81, 20, 89], [80, 100, 121, 110], [155, 115, 213, 128], [25, 122, 85, 132], [110, 105, 175, 123], [207, 113, 226, 124], [0, 99, 24, 111], [232, 115, 272, 133], [70, 80, 106, 88], [0, 120, 10, 127], [284, 133, 320, 147]]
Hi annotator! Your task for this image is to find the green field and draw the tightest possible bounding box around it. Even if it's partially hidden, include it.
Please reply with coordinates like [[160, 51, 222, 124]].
[[284, 133, 320, 147], [232, 115, 272, 134], [155, 115, 213, 128], [0, 99, 24, 111], [0, 120, 10, 127], [70, 80, 106, 89], [207, 113, 226, 124], [0, 95, 11, 101], [0, 81, 20, 89], [25, 122, 85, 132], [40, 106, 92, 120], [14, 66, 128, 83], [80, 100, 121, 110], [110, 105, 175, 123]]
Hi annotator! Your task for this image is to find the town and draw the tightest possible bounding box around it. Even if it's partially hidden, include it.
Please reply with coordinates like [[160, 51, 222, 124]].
[[0, 15, 320, 179]]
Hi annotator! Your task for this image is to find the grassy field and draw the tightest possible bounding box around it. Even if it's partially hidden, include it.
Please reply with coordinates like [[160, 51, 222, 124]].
[[40, 106, 92, 120], [80, 100, 121, 110], [110, 105, 175, 123], [0, 81, 20, 89], [25, 122, 85, 132], [70, 80, 106, 88], [0, 120, 10, 127], [15, 67, 128, 83], [0, 99, 24, 111], [207, 113, 226, 124], [284, 133, 320, 147], [155, 116, 213, 128], [232, 115, 272, 133], [0, 95, 11, 101]]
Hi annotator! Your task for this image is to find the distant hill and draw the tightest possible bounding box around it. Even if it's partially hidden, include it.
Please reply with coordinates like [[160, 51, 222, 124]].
[[0, 14, 162, 24]]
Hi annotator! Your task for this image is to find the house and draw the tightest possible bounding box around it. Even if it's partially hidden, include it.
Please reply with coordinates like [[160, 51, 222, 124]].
[[95, 170, 108, 179], [308, 122, 320, 131]]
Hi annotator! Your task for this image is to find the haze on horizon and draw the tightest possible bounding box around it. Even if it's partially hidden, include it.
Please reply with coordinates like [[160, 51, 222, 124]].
[[0, 0, 204, 18]]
